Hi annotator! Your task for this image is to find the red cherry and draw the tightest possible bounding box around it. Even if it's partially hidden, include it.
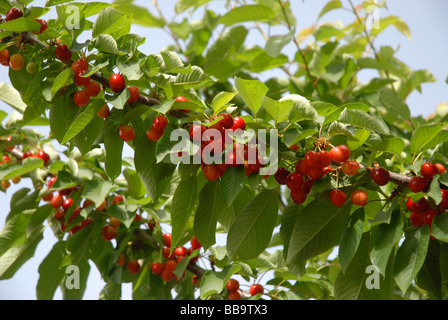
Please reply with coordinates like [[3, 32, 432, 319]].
[[85, 81, 101, 97], [55, 44, 72, 61], [317, 150, 332, 167], [274, 167, 290, 185], [289, 144, 300, 151], [406, 198, 414, 211], [151, 262, 164, 275], [226, 279, 239, 292], [71, 58, 88, 73], [74, 70, 91, 86], [161, 269, 174, 282], [218, 113, 234, 129], [409, 176, 428, 193], [97, 104, 110, 119], [117, 253, 126, 267], [249, 284, 264, 296], [290, 186, 307, 204], [423, 209, 437, 226], [22, 150, 34, 160], [162, 246, 175, 259], [0, 49, 9, 64], [112, 195, 123, 204], [174, 96, 190, 113], [9, 53, 24, 71], [119, 125, 135, 141], [153, 115, 168, 133], [163, 232, 172, 247], [295, 159, 309, 176], [50, 193, 63, 208], [127, 259, 141, 274], [109, 74, 126, 93], [303, 175, 314, 194], [34, 19, 48, 34], [62, 198, 73, 212], [6, 7, 23, 21], [440, 189, 448, 209], [127, 86, 140, 103], [203, 164, 220, 181], [165, 259, 177, 271], [53, 209, 65, 221], [174, 246, 187, 257], [305, 150, 319, 169], [73, 90, 90, 107], [350, 190, 368, 206], [411, 197, 430, 214], [190, 236, 202, 250], [102, 225, 117, 241], [47, 176, 57, 189], [330, 189, 346, 207], [146, 125, 163, 141], [330, 145, 350, 163], [341, 161, 360, 176], [231, 116, 246, 131], [189, 124, 206, 142], [420, 162, 439, 181], [228, 291, 241, 300], [286, 172, 303, 190], [434, 163, 446, 174], [409, 212, 424, 227], [371, 167, 390, 186], [308, 166, 324, 181], [35, 150, 50, 165]]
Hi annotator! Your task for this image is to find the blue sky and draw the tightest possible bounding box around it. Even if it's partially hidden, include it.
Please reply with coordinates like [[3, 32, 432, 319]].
[[0, 0, 447, 300]]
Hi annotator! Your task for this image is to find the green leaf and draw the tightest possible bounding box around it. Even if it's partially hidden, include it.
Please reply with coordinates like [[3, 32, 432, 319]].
[[219, 4, 275, 26], [171, 173, 198, 249], [0, 157, 44, 180], [194, 181, 227, 250], [113, 0, 163, 27], [262, 96, 294, 123], [265, 31, 293, 58], [409, 122, 446, 154], [61, 100, 104, 144], [416, 240, 442, 299], [212, 91, 238, 115], [199, 264, 241, 299], [393, 226, 430, 294], [0, 82, 27, 113], [338, 109, 390, 135], [227, 189, 278, 260], [92, 6, 131, 39], [175, 0, 212, 13], [314, 25, 346, 42], [95, 34, 120, 54], [368, 137, 406, 156], [318, 0, 342, 18], [103, 119, 124, 181], [220, 166, 246, 207], [123, 168, 146, 199], [339, 208, 365, 274], [234, 77, 268, 115], [370, 210, 404, 276], [432, 214, 448, 242], [50, 68, 72, 100], [282, 94, 318, 123], [83, 179, 115, 208], [36, 241, 67, 300], [0, 17, 41, 33]]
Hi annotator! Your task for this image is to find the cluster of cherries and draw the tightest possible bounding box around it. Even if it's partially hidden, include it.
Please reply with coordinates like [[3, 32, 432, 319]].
[[0, 155, 21, 189], [274, 144, 369, 207], [406, 162, 447, 231], [150, 233, 202, 283], [225, 278, 264, 300], [0, 7, 48, 72]]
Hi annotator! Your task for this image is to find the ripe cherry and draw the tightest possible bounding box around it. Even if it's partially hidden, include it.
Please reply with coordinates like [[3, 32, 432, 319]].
[[0, 49, 9, 64], [290, 186, 307, 204], [434, 163, 446, 174], [409, 212, 424, 227], [97, 104, 110, 119], [341, 161, 360, 176], [161, 269, 174, 282], [350, 190, 368, 206], [317, 150, 332, 167], [146, 125, 163, 141], [174, 96, 190, 113], [191, 236, 202, 250], [165, 259, 177, 271], [289, 144, 300, 151], [6, 7, 23, 21], [72, 58, 88, 73], [119, 125, 135, 141], [203, 164, 220, 181], [47, 176, 57, 189], [440, 189, 448, 209], [102, 225, 117, 241], [55, 44, 72, 61], [85, 81, 101, 97], [174, 246, 187, 257], [73, 90, 90, 107], [35, 150, 50, 165], [50, 193, 63, 208], [286, 172, 303, 190], [9, 53, 24, 71], [163, 232, 172, 247], [127, 86, 140, 103], [62, 198, 73, 212], [409, 176, 428, 193], [189, 124, 206, 141], [127, 259, 141, 274], [406, 198, 414, 211], [218, 113, 234, 129], [330, 189, 346, 207], [53, 209, 65, 221], [34, 19, 48, 34], [109, 74, 126, 92], [423, 210, 437, 226], [226, 279, 239, 292], [151, 262, 164, 275], [22, 150, 34, 160], [308, 166, 325, 181], [153, 115, 168, 133], [162, 246, 175, 259], [411, 197, 430, 214], [112, 195, 123, 204], [249, 284, 264, 296], [117, 253, 126, 267], [231, 116, 246, 131], [371, 167, 390, 186], [296, 159, 308, 176], [228, 291, 241, 300], [330, 145, 350, 163], [109, 217, 121, 229], [305, 150, 319, 169], [274, 167, 290, 185], [74, 70, 91, 86], [420, 162, 439, 181]]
